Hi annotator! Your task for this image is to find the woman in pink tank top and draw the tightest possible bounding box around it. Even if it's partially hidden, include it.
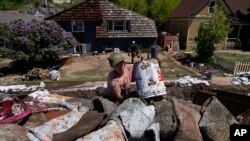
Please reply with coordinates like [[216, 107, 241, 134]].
[[105, 53, 135, 103]]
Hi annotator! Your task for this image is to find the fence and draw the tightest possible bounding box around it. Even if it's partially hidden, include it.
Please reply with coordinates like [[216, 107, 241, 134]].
[[234, 62, 250, 75], [212, 55, 250, 75]]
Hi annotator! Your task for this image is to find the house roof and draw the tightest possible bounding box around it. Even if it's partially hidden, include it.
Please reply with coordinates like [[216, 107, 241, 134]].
[[167, 0, 250, 22], [0, 11, 39, 24], [32, 6, 57, 16], [46, 0, 157, 38], [46, 0, 103, 21], [225, 0, 250, 22], [167, 0, 206, 19]]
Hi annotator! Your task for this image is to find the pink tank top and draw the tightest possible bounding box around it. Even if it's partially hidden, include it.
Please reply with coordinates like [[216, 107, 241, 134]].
[[107, 64, 134, 90]]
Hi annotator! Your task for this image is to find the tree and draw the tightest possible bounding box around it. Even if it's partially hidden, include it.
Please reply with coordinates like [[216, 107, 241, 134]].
[[195, 5, 231, 62], [114, 0, 180, 30], [0, 19, 78, 71], [0, 24, 8, 50]]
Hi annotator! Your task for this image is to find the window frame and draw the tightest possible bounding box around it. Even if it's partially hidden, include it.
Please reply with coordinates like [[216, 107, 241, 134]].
[[208, 0, 217, 14], [170, 23, 174, 30], [71, 20, 84, 32], [74, 44, 86, 54], [107, 20, 130, 32]]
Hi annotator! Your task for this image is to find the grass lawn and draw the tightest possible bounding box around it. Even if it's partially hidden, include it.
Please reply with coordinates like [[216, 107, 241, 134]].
[[214, 52, 250, 62]]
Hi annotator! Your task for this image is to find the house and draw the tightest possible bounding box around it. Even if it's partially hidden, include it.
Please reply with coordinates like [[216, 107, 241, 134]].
[[0, 11, 39, 24], [45, 0, 157, 54], [165, 0, 250, 50], [32, 6, 57, 19]]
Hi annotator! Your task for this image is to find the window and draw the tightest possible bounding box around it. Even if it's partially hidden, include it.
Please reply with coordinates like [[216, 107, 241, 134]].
[[170, 23, 174, 30], [71, 20, 84, 32], [107, 20, 130, 31], [208, 0, 217, 13], [74, 44, 86, 53]]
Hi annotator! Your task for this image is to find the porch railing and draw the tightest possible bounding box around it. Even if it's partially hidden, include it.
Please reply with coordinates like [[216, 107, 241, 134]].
[[226, 38, 241, 49]]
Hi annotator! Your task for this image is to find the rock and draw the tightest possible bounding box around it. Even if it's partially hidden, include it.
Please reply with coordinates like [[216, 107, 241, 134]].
[[52, 111, 107, 141], [173, 98, 203, 141], [237, 109, 250, 125], [176, 99, 201, 124], [0, 124, 29, 141], [66, 98, 94, 110], [22, 113, 47, 129], [92, 96, 117, 116], [78, 120, 125, 141], [199, 96, 238, 141], [153, 98, 178, 140]]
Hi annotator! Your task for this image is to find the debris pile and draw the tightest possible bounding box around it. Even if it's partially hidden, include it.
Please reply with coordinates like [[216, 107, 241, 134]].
[[231, 72, 250, 85], [0, 82, 247, 141], [174, 75, 210, 87], [27, 68, 50, 79]]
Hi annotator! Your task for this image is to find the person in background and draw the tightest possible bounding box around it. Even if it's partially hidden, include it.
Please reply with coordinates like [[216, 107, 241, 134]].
[[128, 41, 140, 63], [104, 52, 135, 103]]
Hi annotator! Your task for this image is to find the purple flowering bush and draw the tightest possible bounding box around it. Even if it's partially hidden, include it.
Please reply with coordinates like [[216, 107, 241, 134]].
[[0, 19, 78, 69]]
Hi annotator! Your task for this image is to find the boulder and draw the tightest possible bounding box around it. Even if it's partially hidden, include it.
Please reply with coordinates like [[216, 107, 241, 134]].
[[66, 98, 94, 110], [22, 113, 47, 129], [199, 96, 238, 141], [153, 98, 178, 140], [92, 96, 117, 116], [173, 98, 203, 141], [77, 120, 125, 141], [176, 99, 201, 124], [237, 109, 250, 125]]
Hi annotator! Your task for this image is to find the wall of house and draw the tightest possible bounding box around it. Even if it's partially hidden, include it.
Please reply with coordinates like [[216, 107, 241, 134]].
[[239, 25, 250, 50], [195, 5, 211, 17], [187, 19, 204, 48], [56, 21, 156, 53], [93, 38, 156, 52], [165, 20, 190, 49]]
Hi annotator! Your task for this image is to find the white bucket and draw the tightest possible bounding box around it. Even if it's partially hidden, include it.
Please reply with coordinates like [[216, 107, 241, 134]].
[[135, 59, 167, 99]]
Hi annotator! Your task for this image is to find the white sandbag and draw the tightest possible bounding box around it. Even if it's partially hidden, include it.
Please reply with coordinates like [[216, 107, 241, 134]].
[[28, 89, 50, 100], [111, 98, 146, 119], [147, 123, 160, 141], [120, 105, 156, 138], [27, 106, 89, 141]]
